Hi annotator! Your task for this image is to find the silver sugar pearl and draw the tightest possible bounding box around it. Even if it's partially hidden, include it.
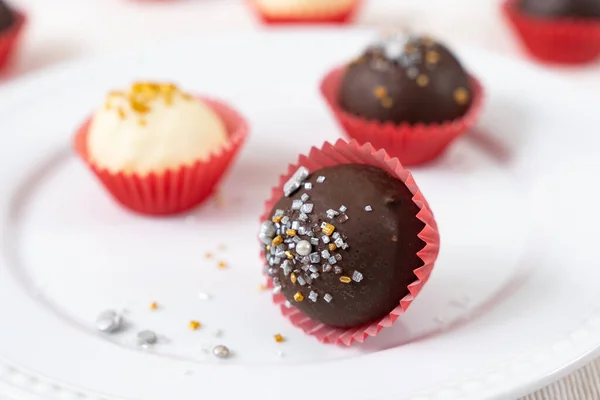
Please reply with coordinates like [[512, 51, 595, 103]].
[[321, 250, 331, 259], [316, 176, 326, 183], [297, 276, 306, 286], [296, 240, 312, 256], [291, 221, 300, 230], [365, 205, 373, 212], [324, 293, 333, 303], [328, 256, 337, 265], [308, 291, 318, 302], [304, 182, 312, 190], [213, 345, 231, 359], [335, 238, 344, 248], [339, 205, 347, 212], [310, 237, 320, 246], [137, 330, 158, 347], [96, 310, 123, 333], [310, 272, 320, 280], [332, 232, 341, 239], [321, 235, 331, 244], [301, 193, 310, 202]]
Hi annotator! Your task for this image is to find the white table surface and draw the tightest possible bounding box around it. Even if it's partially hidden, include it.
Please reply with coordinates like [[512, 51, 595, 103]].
[[3, 1, 600, 399]]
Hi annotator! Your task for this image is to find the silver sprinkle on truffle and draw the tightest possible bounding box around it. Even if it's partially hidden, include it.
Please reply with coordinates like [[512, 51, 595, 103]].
[[324, 293, 333, 303], [301, 193, 310, 202], [365, 205, 373, 212], [284, 167, 309, 197], [339, 205, 347, 213], [316, 176, 326, 183], [308, 291, 318, 302], [352, 271, 364, 282], [292, 200, 303, 210], [296, 240, 312, 256], [300, 203, 314, 214], [304, 182, 312, 190]]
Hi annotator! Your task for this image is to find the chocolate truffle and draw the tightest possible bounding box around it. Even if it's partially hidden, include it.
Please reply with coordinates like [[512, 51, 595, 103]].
[[519, 0, 600, 19], [259, 164, 426, 328], [338, 34, 473, 125], [0, 1, 14, 32]]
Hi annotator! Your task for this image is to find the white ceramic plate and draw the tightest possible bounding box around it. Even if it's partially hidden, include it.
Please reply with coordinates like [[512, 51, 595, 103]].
[[1, 29, 600, 400]]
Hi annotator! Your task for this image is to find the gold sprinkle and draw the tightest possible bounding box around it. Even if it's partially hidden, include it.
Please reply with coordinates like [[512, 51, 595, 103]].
[[218, 261, 227, 269], [373, 86, 387, 99], [339, 276, 352, 284], [416, 74, 429, 87], [265, 245, 271, 252], [117, 108, 126, 119], [290, 272, 297, 284], [293, 292, 304, 302], [274, 334, 285, 343], [322, 223, 335, 236], [426, 51, 440, 64], [381, 96, 393, 108], [149, 302, 158, 310], [391, 235, 398, 242], [285, 251, 294, 259], [286, 229, 297, 237], [188, 320, 201, 330], [328, 243, 338, 251], [454, 87, 470, 105], [272, 236, 283, 247], [272, 215, 282, 223]]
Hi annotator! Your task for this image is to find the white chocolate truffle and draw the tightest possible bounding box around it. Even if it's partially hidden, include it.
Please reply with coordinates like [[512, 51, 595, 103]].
[[253, 0, 356, 14], [87, 82, 228, 175]]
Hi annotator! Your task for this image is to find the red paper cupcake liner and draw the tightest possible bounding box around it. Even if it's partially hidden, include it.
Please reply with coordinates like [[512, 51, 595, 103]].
[[320, 67, 485, 166], [260, 139, 440, 345], [0, 11, 26, 71], [502, 0, 600, 64], [247, 0, 361, 24], [74, 98, 249, 216]]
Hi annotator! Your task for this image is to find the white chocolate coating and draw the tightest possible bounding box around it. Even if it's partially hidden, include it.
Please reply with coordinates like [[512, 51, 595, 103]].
[[87, 83, 228, 175]]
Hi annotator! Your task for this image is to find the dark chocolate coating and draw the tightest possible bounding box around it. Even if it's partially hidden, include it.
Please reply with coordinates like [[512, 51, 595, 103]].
[[264, 164, 426, 328], [0, 1, 14, 32], [519, 0, 600, 18], [338, 36, 473, 125]]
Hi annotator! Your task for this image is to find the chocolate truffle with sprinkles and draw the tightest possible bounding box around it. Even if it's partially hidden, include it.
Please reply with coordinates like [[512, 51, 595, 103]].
[[338, 33, 473, 125], [0, 1, 14, 31], [259, 163, 426, 328], [519, 0, 600, 18]]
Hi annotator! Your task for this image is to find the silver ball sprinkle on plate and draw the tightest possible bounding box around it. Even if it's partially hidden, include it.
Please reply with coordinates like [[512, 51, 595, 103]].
[[213, 345, 230, 359], [96, 310, 123, 333], [295, 240, 312, 256], [137, 330, 158, 347]]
